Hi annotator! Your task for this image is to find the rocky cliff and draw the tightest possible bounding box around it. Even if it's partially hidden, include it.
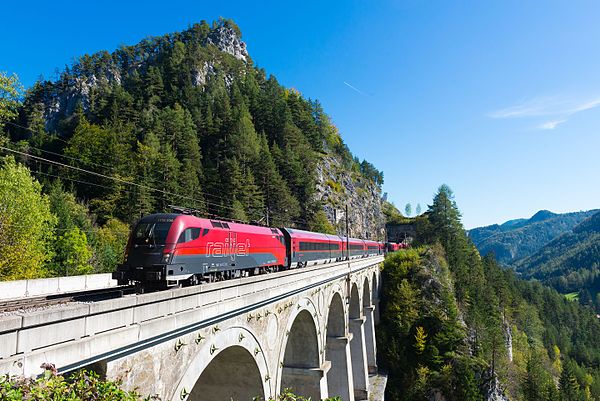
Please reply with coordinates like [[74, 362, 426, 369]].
[[315, 155, 385, 240]]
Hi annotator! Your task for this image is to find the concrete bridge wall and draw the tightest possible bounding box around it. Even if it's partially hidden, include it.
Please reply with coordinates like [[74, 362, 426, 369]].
[[0, 257, 383, 401]]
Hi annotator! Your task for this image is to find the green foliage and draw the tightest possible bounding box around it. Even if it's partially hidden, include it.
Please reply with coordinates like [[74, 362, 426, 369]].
[[92, 218, 130, 273], [379, 184, 600, 401], [325, 179, 342, 194], [0, 72, 23, 128], [308, 210, 336, 235], [383, 201, 410, 225], [0, 369, 157, 400], [565, 292, 580, 301], [54, 227, 93, 276], [514, 210, 600, 312], [379, 247, 471, 401], [0, 156, 56, 279]]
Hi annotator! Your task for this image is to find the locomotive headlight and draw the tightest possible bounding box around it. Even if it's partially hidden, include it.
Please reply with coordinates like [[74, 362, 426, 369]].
[[162, 253, 173, 264]]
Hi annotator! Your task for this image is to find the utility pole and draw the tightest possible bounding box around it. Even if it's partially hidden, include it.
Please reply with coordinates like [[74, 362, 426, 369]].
[[345, 204, 350, 305], [345, 204, 349, 261]]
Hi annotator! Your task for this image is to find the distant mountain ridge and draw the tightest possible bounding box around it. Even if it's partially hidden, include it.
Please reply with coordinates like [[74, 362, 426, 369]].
[[513, 210, 600, 310], [468, 209, 598, 265]]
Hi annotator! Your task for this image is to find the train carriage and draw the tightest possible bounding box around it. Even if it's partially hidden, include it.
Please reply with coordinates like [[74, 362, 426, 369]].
[[282, 228, 343, 268], [364, 240, 380, 257], [346, 237, 366, 259]]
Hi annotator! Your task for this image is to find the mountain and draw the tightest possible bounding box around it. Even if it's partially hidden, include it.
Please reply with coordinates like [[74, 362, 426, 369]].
[[468, 209, 598, 265], [513, 210, 600, 309], [8, 18, 385, 238]]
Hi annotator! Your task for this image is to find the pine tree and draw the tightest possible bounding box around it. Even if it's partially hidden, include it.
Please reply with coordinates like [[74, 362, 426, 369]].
[[559, 361, 582, 401]]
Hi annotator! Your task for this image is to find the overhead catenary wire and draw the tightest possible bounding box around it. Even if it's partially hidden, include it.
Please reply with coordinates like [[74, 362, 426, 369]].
[[0, 146, 313, 228], [5, 121, 252, 205], [4, 122, 316, 227], [0, 145, 232, 214], [7, 122, 319, 226]]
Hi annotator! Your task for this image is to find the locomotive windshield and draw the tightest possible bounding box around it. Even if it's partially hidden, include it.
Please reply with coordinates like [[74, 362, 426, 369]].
[[133, 221, 172, 246]]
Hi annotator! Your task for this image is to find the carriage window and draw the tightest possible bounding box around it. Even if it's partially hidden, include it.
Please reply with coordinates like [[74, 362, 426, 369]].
[[299, 242, 330, 251], [202, 228, 210, 236], [178, 228, 201, 243]]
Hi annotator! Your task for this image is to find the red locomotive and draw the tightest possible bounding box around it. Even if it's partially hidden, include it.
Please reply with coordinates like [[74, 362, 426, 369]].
[[113, 213, 384, 288]]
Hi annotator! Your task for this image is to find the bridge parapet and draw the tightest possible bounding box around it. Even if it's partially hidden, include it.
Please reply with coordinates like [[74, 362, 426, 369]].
[[0, 256, 383, 401]]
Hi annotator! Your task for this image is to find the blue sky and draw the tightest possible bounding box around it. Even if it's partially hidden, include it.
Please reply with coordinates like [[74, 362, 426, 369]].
[[2, 0, 599, 228]]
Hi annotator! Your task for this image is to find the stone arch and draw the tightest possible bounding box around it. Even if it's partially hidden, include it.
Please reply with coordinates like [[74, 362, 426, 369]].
[[362, 277, 371, 309], [325, 291, 353, 401], [371, 271, 378, 304], [349, 283, 368, 399], [349, 283, 361, 320], [172, 327, 269, 401], [188, 346, 263, 401], [363, 276, 377, 374], [278, 305, 326, 400]]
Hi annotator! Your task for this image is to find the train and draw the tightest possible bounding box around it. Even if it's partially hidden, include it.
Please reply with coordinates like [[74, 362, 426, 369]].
[[112, 213, 388, 289], [385, 241, 409, 253]]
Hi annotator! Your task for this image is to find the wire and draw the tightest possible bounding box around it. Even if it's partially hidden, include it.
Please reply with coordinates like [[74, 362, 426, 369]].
[[3, 123, 316, 227], [5, 121, 69, 145], [5, 121, 241, 205]]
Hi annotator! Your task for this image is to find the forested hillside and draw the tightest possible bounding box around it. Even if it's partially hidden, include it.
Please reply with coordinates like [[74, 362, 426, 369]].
[[468, 209, 597, 265], [379, 186, 600, 401], [0, 18, 384, 280], [514, 210, 600, 311]]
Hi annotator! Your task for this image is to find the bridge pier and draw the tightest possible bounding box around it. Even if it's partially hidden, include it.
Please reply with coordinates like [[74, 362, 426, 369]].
[[281, 363, 330, 400], [364, 306, 377, 374], [349, 317, 369, 400], [326, 335, 355, 401]]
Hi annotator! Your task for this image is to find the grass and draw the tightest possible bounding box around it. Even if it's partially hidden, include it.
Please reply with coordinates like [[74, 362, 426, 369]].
[[564, 292, 580, 301]]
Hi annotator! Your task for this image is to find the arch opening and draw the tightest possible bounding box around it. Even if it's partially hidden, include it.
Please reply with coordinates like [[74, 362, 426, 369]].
[[349, 283, 368, 399], [325, 293, 352, 401], [371, 272, 378, 305], [281, 310, 322, 400], [363, 277, 377, 374], [188, 346, 264, 401]]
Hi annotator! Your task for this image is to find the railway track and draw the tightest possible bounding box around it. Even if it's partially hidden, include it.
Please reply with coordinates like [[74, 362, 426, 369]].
[[0, 286, 136, 313]]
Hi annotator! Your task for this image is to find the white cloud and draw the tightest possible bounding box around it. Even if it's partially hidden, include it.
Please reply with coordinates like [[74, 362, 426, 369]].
[[538, 119, 567, 130], [488, 95, 600, 130]]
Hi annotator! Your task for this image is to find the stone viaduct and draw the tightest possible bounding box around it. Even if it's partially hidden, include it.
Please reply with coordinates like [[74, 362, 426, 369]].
[[0, 256, 383, 401]]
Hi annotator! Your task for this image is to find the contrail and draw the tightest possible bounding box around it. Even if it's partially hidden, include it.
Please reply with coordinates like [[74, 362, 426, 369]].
[[343, 81, 367, 96]]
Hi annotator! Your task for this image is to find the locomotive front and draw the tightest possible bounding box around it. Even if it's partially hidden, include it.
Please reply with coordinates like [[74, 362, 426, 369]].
[[112, 213, 191, 288]]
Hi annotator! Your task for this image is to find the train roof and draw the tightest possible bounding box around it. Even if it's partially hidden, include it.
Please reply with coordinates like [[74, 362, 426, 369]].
[[139, 213, 283, 236], [282, 227, 340, 241]]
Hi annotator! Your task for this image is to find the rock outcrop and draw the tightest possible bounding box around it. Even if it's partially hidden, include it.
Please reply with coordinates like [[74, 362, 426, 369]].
[[315, 155, 386, 241], [30, 23, 247, 132], [206, 25, 248, 61]]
